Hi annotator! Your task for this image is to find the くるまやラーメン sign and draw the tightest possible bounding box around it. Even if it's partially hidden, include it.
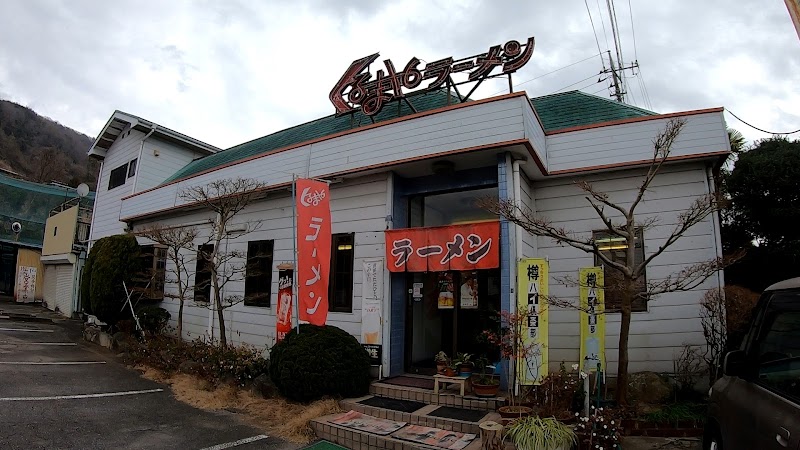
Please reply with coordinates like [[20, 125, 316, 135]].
[[329, 37, 535, 117]]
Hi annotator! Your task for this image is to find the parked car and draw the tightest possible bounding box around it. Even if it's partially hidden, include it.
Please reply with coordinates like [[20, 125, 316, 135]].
[[705, 277, 800, 450]]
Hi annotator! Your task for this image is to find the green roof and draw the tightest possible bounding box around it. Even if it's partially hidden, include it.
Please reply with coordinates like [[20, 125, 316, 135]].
[[164, 89, 464, 183], [163, 90, 656, 184], [531, 90, 656, 131], [0, 174, 95, 248]]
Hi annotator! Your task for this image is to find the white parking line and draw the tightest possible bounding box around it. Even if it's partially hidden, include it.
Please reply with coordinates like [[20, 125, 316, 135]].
[[0, 388, 164, 401], [198, 435, 271, 450], [0, 361, 106, 365], [0, 342, 76, 346], [0, 328, 54, 333]]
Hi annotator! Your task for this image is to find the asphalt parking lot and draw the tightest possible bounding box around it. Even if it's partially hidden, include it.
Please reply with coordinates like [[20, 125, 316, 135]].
[[0, 302, 298, 450]]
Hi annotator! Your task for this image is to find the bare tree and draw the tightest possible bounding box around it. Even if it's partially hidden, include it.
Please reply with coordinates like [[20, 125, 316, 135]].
[[28, 146, 67, 183], [136, 223, 199, 338], [482, 118, 738, 404], [180, 177, 265, 347]]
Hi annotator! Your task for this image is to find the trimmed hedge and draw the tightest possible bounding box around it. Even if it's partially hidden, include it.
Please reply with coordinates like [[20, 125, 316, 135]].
[[269, 324, 371, 402], [82, 234, 143, 324]]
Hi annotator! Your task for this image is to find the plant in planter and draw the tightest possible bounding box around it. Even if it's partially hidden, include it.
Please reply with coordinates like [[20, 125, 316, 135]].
[[505, 416, 577, 450], [481, 311, 542, 418], [434, 351, 449, 374], [471, 356, 500, 398], [535, 362, 587, 422], [454, 352, 474, 376], [574, 406, 622, 450]]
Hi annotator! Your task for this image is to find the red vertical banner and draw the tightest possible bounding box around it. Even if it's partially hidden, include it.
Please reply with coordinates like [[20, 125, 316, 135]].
[[276, 266, 293, 342], [296, 178, 331, 325]]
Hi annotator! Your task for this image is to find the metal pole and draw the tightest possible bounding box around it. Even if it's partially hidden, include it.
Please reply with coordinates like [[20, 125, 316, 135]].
[[291, 174, 300, 334]]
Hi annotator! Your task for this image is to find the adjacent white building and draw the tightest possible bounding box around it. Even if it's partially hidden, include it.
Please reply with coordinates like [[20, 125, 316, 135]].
[[87, 90, 729, 377]]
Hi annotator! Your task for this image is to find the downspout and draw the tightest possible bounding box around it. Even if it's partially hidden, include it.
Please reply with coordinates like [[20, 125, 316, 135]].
[[384, 172, 394, 376], [505, 153, 517, 315], [132, 125, 157, 194], [705, 166, 725, 292], [512, 158, 524, 264]]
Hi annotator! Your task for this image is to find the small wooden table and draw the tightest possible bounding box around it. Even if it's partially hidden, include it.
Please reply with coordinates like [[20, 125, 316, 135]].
[[433, 374, 471, 396]]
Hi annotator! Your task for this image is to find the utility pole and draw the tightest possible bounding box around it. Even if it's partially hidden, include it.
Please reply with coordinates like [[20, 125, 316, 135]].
[[601, 51, 638, 103]]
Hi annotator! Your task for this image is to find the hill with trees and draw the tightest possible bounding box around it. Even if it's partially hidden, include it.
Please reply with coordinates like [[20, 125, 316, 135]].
[[0, 100, 98, 189]]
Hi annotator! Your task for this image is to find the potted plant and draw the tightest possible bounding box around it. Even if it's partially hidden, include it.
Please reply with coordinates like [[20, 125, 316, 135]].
[[454, 352, 474, 376], [505, 416, 577, 450], [434, 351, 449, 374], [472, 356, 500, 398], [481, 311, 541, 418]]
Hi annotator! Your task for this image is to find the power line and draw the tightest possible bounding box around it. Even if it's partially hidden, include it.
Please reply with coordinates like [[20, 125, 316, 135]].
[[554, 74, 600, 93], [726, 109, 800, 135], [595, 0, 611, 54], [627, 0, 640, 63], [489, 53, 601, 96], [585, 0, 607, 70]]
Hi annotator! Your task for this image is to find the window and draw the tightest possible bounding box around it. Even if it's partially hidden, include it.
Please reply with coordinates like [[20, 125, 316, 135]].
[[108, 164, 128, 190], [593, 229, 647, 312], [329, 233, 355, 313], [244, 240, 274, 307], [127, 158, 137, 178], [140, 245, 167, 300], [409, 186, 499, 227], [53, 226, 57, 236], [194, 244, 214, 303], [755, 292, 800, 403]]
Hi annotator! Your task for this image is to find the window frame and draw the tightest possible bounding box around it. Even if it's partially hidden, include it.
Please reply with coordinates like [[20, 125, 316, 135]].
[[140, 244, 167, 300], [127, 158, 137, 178], [244, 240, 274, 307], [328, 233, 355, 313], [107, 164, 128, 190], [194, 244, 214, 304], [752, 292, 800, 404], [592, 228, 647, 312]]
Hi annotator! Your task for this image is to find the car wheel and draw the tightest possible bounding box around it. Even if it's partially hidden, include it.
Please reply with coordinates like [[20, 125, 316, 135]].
[[704, 424, 723, 450]]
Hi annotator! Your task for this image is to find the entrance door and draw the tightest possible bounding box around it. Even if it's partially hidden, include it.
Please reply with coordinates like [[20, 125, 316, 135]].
[[0, 243, 17, 296], [405, 269, 501, 373]]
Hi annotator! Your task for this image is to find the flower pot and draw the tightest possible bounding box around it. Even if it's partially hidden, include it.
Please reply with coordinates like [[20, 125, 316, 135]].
[[498, 405, 533, 418], [436, 363, 446, 374], [458, 364, 474, 376], [472, 381, 500, 398], [443, 367, 457, 377]]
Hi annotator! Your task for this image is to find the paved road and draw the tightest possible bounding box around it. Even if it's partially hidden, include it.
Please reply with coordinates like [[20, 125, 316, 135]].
[[0, 302, 298, 450]]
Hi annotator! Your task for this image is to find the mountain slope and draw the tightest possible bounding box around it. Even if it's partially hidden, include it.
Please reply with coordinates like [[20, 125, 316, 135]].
[[0, 100, 98, 189]]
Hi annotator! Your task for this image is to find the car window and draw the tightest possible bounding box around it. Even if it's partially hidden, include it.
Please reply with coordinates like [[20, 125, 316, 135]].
[[755, 292, 800, 403]]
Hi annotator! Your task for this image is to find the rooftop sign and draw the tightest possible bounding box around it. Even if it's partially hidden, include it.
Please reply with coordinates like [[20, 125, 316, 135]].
[[329, 37, 535, 117]]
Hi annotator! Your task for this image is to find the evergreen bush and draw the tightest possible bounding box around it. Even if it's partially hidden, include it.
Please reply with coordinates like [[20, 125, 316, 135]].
[[136, 305, 171, 334], [83, 234, 143, 324], [269, 324, 371, 402]]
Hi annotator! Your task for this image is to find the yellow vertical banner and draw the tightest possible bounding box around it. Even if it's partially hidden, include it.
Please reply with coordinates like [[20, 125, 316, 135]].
[[579, 267, 605, 373], [517, 258, 548, 385]]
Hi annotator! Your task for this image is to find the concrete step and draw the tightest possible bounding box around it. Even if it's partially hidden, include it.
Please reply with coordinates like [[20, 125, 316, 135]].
[[341, 395, 502, 435], [369, 381, 506, 412], [310, 412, 484, 450]]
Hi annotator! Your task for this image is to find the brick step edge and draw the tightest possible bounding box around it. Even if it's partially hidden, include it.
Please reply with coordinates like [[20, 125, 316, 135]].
[[311, 415, 483, 450], [369, 383, 506, 411], [341, 397, 501, 435]]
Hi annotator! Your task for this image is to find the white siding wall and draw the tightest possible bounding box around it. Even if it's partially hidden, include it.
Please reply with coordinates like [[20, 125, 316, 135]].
[[533, 163, 720, 373], [522, 98, 547, 168], [88, 128, 145, 243], [133, 174, 389, 349], [545, 111, 728, 173], [134, 137, 208, 192], [120, 96, 528, 220], [518, 171, 536, 258]]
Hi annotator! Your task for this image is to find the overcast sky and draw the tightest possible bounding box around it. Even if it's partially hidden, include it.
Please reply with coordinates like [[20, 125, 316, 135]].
[[0, 0, 797, 150]]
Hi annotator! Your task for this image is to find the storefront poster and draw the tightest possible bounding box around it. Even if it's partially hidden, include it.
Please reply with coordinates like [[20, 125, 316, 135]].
[[276, 267, 293, 343], [517, 258, 548, 385], [15, 266, 36, 303], [385, 221, 499, 272], [361, 259, 383, 351], [437, 272, 455, 309], [296, 178, 331, 325], [579, 267, 606, 373], [459, 271, 478, 309]]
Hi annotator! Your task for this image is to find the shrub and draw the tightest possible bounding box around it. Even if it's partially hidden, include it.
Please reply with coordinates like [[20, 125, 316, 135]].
[[136, 305, 171, 335], [83, 234, 143, 325], [269, 324, 371, 402]]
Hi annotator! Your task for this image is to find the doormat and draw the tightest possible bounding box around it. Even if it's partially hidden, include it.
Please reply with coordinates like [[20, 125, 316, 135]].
[[330, 410, 407, 436], [358, 395, 426, 413], [428, 406, 488, 423], [392, 424, 476, 450], [381, 375, 435, 390], [300, 440, 348, 450]]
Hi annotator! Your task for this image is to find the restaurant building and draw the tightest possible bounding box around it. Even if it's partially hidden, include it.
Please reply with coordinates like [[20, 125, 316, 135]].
[[87, 42, 729, 378]]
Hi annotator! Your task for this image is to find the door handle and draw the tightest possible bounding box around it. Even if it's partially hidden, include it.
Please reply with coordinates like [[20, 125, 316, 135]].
[[776, 427, 790, 448]]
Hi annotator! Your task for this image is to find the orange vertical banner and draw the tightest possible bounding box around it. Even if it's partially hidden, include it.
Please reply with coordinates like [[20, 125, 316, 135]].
[[296, 178, 331, 325]]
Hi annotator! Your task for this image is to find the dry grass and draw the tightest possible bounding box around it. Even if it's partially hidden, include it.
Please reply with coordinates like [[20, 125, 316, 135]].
[[136, 365, 341, 443]]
